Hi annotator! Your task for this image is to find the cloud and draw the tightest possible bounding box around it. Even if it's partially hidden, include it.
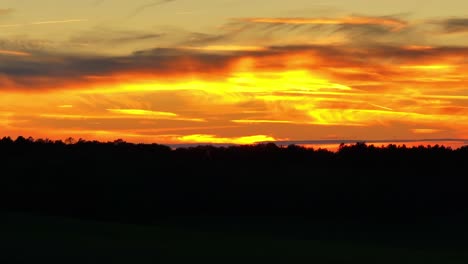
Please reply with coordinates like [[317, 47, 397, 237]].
[[411, 128, 443, 134], [1, 14, 468, 96], [128, 0, 175, 18], [0, 49, 31, 56], [0, 19, 88, 28], [0, 37, 56, 52], [199, 15, 419, 50], [180, 45, 266, 52], [0, 8, 13, 16], [239, 16, 408, 32], [2, 43, 468, 91], [439, 18, 468, 33], [70, 29, 163, 45], [107, 108, 205, 122], [32, 19, 88, 25], [0, 46, 243, 90], [107, 109, 178, 117]]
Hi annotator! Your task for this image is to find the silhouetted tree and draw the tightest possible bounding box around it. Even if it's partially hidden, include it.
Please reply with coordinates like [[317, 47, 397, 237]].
[[0, 137, 467, 234]]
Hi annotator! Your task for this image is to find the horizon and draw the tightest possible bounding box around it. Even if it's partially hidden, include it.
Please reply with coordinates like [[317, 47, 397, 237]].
[[1, 1, 468, 143], [3, 135, 467, 152]]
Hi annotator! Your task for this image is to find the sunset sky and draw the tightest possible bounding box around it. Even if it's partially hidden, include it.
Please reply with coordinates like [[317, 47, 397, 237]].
[[1, 0, 468, 146]]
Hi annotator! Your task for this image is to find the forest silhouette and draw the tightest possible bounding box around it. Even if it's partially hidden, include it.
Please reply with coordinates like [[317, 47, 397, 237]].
[[2, 136, 468, 240]]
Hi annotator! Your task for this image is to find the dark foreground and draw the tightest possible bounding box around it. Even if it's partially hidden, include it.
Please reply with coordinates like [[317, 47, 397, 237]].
[[1, 137, 468, 261], [2, 212, 468, 263]]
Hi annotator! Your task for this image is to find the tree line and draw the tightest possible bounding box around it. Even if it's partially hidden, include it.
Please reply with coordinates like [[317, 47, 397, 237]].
[[1, 136, 468, 232]]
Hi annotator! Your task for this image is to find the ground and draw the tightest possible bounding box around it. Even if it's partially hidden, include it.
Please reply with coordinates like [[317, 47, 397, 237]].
[[1, 211, 467, 263]]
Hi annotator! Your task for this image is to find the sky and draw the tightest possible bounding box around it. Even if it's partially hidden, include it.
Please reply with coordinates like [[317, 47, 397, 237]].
[[1, 0, 468, 146]]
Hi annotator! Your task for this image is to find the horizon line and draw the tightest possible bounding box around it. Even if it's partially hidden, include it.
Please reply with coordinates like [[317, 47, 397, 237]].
[[2, 136, 467, 147], [164, 138, 468, 148], [259, 138, 468, 145]]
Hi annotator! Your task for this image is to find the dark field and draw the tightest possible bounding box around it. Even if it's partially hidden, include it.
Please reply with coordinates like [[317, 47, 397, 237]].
[[2, 212, 468, 263], [1, 137, 468, 262]]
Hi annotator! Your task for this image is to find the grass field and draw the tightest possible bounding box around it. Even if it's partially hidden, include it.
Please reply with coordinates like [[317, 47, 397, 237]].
[[1, 211, 467, 263]]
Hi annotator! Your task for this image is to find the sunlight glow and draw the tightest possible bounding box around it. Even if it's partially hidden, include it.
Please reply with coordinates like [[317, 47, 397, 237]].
[[177, 134, 276, 145], [400, 65, 455, 71], [107, 109, 178, 117]]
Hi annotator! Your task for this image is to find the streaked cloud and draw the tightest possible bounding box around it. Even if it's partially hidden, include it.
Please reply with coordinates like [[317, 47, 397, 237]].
[[240, 16, 408, 31], [232, 119, 296, 124], [70, 30, 163, 45], [107, 109, 205, 122], [0, 19, 88, 28], [177, 134, 276, 145], [0, 49, 31, 56], [180, 45, 267, 52], [411, 128, 443, 134], [439, 18, 468, 33], [31, 19, 88, 25], [368, 103, 393, 111], [128, 0, 175, 18], [108, 109, 178, 117]]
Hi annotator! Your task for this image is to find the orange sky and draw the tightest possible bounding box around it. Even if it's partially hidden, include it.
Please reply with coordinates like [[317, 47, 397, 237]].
[[1, 2, 468, 146]]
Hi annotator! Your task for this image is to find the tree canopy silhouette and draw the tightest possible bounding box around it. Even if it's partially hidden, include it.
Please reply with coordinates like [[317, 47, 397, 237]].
[[1, 136, 468, 232]]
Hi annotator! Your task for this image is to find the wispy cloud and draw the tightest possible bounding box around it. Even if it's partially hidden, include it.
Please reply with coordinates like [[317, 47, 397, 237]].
[[107, 109, 178, 117], [231, 119, 296, 124], [180, 45, 266, 52], [368, 103, 393, 111], [411, 128, 443, 134], [107, 109, 205, 122], [31, 19, 88, 25], [0, 19, 88, 28], [238, 16, 408, 32], [193, 14, 417, 50], [0, 49, 31, 56], [70, 29, 163, 46], [128, 0, 175, 18], [438, 18, 468, 33]]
